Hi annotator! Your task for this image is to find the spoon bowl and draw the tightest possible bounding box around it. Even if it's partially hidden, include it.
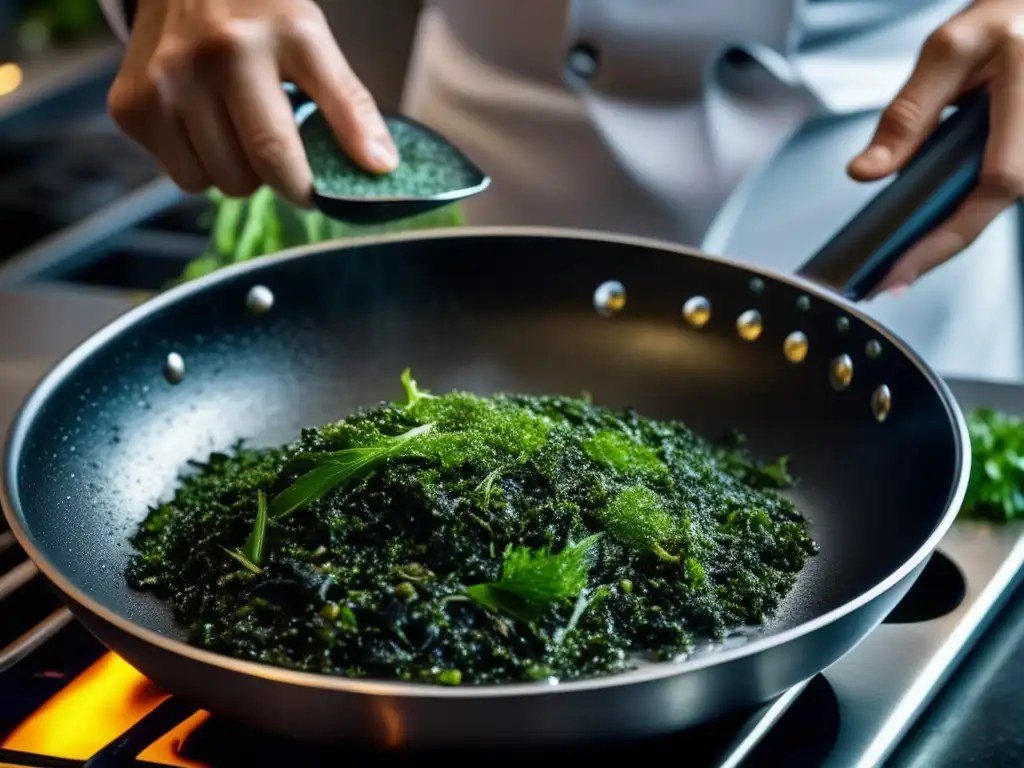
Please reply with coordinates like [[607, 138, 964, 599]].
[[286, 84, 490, 225]]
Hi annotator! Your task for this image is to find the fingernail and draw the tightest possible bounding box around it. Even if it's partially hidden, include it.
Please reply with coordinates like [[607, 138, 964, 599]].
[[866, 275, 910, 301], [368, 139, 400, 172], [850, 145, 891, 174], [887, 281, 911, 297]]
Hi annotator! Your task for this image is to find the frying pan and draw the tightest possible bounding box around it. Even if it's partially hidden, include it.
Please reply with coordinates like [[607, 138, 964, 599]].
[[1, 93, 989, 747]]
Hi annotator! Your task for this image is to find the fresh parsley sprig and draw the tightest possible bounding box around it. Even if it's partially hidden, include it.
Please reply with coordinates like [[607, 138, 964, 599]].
[[466, 534, 602, 624], [963, 407, 1024, 521]]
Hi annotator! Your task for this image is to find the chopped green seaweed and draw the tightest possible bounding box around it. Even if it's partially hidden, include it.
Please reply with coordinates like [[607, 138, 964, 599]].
[[303, 113, 483, 199], [127, 372, 817, 685]]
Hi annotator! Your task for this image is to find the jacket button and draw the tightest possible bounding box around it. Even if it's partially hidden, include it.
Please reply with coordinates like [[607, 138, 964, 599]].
[[566, 40, 600, 80]]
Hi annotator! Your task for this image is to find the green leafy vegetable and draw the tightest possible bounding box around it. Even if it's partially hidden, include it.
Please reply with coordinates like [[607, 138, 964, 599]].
[[400, 367, 435, 409], [466, 535, 602, 623], [175, 188, 465, 286], [757, 456, 794, 488], [242, 490, 268, 566], [127, 370, 817, 685], [712, 432, 796, 489], [963, 407, 1024, 521], [220, 546, 262, 575], [269, 423, 434, 519]]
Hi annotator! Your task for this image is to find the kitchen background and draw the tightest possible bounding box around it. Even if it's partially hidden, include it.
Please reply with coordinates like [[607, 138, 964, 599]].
[[1, 3, 1024, 767]]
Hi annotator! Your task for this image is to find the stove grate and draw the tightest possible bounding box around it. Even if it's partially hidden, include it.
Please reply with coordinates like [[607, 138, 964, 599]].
[[0, 529, 73, 674]]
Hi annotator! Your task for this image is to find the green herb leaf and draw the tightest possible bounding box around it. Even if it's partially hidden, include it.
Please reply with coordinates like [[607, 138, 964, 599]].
[[465, 584, 543, 625], [400, 368, 435, 409], [466, 534, 601, 623], [712, 431, 797, 489], [242, 490, 268, 566], [220, 546, 263, 575], [270, 423, 434, 519], [236, 189, 268, 262], [213, 194, 246, 256], [963, 407, 1024, 521]]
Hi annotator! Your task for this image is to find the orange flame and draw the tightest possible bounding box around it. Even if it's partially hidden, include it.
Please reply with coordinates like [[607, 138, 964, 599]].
[[1, 652, 209, 767]]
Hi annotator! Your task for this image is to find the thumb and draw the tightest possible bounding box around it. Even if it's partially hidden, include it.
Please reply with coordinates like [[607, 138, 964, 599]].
[[847, 24, 979, 181]]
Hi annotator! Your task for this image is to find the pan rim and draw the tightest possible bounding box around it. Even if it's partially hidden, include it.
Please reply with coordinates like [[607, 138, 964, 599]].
[[0, 225, 970, 700]]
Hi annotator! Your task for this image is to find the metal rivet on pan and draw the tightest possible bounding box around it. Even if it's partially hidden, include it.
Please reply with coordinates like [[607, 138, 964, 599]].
[[783, 332, 808, 363], [871, 385, 892, 422], [829, 354, 854, 390], [749, 278, 765, 294], [796, 295, 811, 312], [246, 285, 275, 315], [163, 352, 186, 385], [682, 296, 711, 328], [736, 310, 763, 341], [594, 280, 626, 317], [836, 316, 851, 333], [865, 340, 883, 359]]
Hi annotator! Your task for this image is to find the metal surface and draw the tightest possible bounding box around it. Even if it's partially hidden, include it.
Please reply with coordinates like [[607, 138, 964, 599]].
[[796, 92, 987, 300], [817, 379, 1024, 767], [0, 607, 74, 673], [822, 519, 1024, 767], [716, 680, 810, 766], [701, 102, 1023, 385], [1, 227, 967, 745], [0, 559, 36, 601], [742, 379, 1024, 767]]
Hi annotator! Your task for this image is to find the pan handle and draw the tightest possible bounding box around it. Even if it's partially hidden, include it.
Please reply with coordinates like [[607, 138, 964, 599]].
[[795, 91, 989, 301]]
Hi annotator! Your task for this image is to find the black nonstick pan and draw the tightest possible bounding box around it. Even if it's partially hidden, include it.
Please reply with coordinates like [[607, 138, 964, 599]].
[[1, 94, 988, 747]]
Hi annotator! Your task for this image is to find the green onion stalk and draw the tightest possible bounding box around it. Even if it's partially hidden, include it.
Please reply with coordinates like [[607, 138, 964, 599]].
[[172, 187, 464, 288]]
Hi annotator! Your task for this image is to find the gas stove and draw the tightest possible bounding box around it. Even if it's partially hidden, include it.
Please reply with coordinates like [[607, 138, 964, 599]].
[[0, 285, 1021, 767]]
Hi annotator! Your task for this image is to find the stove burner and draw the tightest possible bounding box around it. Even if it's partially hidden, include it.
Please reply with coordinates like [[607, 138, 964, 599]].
[[884, 550, 967, 625], [745, 675, 840, 765]]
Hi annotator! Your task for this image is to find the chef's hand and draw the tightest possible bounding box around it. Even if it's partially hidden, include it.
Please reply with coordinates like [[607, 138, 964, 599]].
[[847, 0, 1024, 295], [107, 0, 399, 206]]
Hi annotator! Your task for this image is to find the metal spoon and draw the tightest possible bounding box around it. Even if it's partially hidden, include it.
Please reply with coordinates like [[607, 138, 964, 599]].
[[284, 83, 490, 225]]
